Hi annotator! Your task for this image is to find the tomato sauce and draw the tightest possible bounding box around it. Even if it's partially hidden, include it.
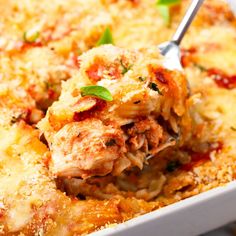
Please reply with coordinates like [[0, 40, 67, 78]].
[[20, 41, 43, 51], [181, 142, 223, 171], [86, 63, 106, 82], [155, 70, 168, 84], [207, 68, 236, 89], [48, 88, 58, 100], [180, 47, 197, 67], [73, 98, 106, 121]]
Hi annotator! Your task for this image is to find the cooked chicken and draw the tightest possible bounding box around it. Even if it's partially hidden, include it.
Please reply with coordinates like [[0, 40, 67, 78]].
[[38, 45, 191, 178]]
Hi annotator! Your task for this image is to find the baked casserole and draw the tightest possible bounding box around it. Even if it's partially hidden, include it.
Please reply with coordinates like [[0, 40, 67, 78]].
[[0, 0, 236, 235]]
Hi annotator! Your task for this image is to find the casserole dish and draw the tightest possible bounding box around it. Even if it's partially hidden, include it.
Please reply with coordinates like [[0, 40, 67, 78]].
[[0, 1, 236, 235]]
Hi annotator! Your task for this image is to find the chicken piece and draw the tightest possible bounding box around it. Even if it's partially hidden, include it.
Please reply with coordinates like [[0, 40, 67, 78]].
[[0, 122, 159, 235], [38, 45, 191, 178], [51, 118, 126, 177]]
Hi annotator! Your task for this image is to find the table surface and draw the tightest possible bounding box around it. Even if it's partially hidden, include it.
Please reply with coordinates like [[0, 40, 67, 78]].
[[204, 223, 236, 236]]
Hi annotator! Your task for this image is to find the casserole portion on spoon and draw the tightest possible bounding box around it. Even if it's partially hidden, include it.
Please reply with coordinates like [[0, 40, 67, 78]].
[[38, 45, 191, 179]]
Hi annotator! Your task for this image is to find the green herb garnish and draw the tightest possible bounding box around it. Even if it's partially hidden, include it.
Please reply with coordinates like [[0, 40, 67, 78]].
[[105, 139, 116, 147], [120, 60, 132, 75], [193, 63, 207, 72], [157, 6, 170, 25], [138, 76, 146, 82], [166, 160, 180, 172], [77, 49, 82, 55], [157, 0, 180, 5], [148, 82, 163, 95], [96, 27, 114, 46], [80, 85, 113, 101], [23, 31, 39, 43], [156, 0, 181, 25]]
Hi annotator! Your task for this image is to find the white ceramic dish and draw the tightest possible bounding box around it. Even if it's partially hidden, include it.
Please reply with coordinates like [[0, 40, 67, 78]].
[[91, 181, 236, 236], [90, 2, 236, 235]]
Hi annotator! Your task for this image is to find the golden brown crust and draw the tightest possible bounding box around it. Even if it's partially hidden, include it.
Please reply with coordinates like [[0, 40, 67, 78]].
[[0, 0, 236, 235]]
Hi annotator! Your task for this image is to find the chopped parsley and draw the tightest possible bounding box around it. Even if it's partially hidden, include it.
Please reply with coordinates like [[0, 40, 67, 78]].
[[23, 30, 39, 43], [120, 60, 132, 75], [10, 116, 20, 125], [10, 114, 24, 125], [166, 160, 180, 172], [105, 139, 116, 147], [138, 76, 146, 82], [148, 82, 163, 95], [80, 85, 113, 101], [193, 63, 207, 72], [96, 27, 114, 46]]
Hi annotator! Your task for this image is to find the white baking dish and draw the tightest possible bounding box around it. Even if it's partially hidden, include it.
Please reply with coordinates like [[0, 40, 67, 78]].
[[90, 1, 236, 235], [92, 181, 236, 236]]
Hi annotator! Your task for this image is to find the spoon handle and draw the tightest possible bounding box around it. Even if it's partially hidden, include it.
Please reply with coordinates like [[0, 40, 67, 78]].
[[172, 0, 205, 45]]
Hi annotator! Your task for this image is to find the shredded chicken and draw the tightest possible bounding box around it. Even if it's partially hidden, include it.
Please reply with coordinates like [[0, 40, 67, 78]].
[[38, 45, 190, 178]]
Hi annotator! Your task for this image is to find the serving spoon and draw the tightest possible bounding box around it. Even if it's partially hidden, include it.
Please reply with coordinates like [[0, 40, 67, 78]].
[[146, 0, 204, 160], [158, 0, 204, 71]]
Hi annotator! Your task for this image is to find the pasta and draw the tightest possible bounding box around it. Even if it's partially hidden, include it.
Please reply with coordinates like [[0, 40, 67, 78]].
[[38, 45, 191, 178], [0, 0, 236, 235]]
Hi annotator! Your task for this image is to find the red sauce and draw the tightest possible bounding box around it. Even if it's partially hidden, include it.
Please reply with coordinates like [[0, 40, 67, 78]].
[[0, 208, 5, 219], [180, 47, 197, 67], [86, 59, 121, 83], [73, 98, 106, 122], [86, 63, 106, 82], [207, 68, 236, 89], [128, 0, 140, 5], [20, 41, 43, 51], [181, 142, 223, 171], [155, 70, 168, 84], [48, 88, 58, 100]]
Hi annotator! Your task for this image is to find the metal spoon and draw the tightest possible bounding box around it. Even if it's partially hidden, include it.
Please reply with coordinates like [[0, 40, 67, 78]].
[[158, 0, 205, 71], [147, 0, 204, 160]]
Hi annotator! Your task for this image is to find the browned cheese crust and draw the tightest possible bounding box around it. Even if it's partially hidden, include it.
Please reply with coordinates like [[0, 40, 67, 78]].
[[0, 0, 236, 235]]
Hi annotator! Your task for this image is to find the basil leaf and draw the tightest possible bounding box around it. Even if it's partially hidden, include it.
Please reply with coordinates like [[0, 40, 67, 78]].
[[148, 82, 163, 95], [96, 27, 114, 46], [23, 31, 39, 43], [157, 0, 180, 6], [157, 6, 170, 25], [156, 0, 181, 25], [80, 85, 113, 101]]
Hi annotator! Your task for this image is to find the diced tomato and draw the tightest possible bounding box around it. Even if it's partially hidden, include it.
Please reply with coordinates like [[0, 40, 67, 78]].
[[73, 98, 106, 121], [208, 68, 236, 89], [155, 70, 168, 84], [48, 88, 58, 100], [180, 47, 197, 67], [86, 58, 121, 82], [86, 62, 106, 82], [20, 41, 43, 51]]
